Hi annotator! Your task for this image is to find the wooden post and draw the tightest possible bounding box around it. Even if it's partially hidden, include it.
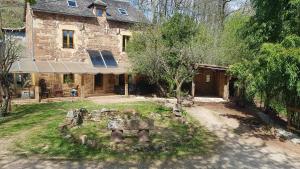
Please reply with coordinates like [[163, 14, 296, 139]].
[[223, 76, 230, 100], [80, 74, 85, 99], [13, 73, 17, 93], [35, 86, 40, 102], [124, 74, 129, 97], [191, 79, 195, 98]]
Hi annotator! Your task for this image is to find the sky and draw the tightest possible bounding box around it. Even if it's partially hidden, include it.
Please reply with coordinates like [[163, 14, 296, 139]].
[[229, 0, 248, 11]]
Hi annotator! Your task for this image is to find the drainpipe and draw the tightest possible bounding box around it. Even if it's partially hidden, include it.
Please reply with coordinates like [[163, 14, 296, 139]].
[[30, 3, 35, 61]]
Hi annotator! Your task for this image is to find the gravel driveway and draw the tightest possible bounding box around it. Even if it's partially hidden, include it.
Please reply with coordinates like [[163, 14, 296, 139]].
[[187, 106, 300, 169]]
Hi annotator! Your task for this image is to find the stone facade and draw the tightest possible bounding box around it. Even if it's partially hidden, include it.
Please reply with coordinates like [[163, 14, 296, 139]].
[[26, 3, 133, 97]]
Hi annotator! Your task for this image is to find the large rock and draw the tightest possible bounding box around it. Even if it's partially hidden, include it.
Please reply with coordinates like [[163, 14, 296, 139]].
[[89, 110, 102, 121], [173, 106, 182, 117], [65, 109, 83, 126], [108, 119, 124, 130]]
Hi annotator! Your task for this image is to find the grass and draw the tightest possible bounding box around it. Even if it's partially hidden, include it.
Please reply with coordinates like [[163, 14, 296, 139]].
[[0, 101, 218, 160], [0, 0, 24, 28]]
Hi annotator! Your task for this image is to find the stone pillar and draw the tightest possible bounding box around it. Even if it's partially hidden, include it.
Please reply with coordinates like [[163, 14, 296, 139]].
[[124, 74, 129, 97], [35, 86, 40, 102], [191, 79, 195, 98]]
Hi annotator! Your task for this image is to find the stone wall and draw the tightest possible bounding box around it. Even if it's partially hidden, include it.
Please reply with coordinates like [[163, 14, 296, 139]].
[[29, 9, 132, 65], [26, 6, 133, 97]]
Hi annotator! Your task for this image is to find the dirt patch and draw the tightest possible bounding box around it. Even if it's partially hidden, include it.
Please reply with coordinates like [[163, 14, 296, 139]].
[[200, 102, 300, 154]]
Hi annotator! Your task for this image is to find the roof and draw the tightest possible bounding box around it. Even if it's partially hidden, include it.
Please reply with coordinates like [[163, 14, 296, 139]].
[[88, 0, 107, 7], [31, 0, 148, 23], [106, 0, 148, 23], [199, 64, 228, 71], [10, 59, 128, 74], [31, 0, 95, 18], [1, 27, 26, 32]]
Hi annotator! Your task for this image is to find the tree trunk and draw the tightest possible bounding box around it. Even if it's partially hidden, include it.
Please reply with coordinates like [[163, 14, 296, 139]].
[[0, 97, 9, 117], [157, 83, 167, 97], [176, 83, 183, 104], [0, 85, 11, 117]]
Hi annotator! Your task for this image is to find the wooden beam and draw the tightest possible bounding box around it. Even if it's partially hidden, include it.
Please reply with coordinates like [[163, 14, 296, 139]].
[[80, 74, 85, 99], [124, 74, 129, 97], [35, 86, 40, 102], [191, 79, 195, 98]]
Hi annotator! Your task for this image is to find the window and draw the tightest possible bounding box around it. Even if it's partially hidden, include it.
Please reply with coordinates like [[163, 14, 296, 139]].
[[97, 9, 103, 17], [206, 75, 211, 83], [63, 74, 75, 84], [67, 0, 77, 7], [63, 30, 74, 48], [118, 8, 128, 15], [122, 35, 130, 52]]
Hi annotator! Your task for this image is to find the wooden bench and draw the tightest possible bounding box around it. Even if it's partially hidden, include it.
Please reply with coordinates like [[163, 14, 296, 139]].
[[108, 118, 154, 143]]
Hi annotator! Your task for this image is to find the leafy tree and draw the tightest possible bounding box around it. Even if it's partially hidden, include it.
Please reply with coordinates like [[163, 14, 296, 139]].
[[128, 14, 214, 103], [241, 0, 300, 50], [218, 13, 251, 65], [0, 35, 22, 116], [229, 0, 300, 114]]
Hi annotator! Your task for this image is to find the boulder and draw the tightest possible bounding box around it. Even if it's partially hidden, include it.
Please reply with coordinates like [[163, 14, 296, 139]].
[[138, 130, 150, 143], [173, 106, 182, 117], [66, 110, 77, 119], [182, 100, 194, 107], [108, 119, 124, 130], [111, 130, 123, 143], [100, 108, 110, 113], [89, 110, 102, 121], [80, 135, 88, 145]]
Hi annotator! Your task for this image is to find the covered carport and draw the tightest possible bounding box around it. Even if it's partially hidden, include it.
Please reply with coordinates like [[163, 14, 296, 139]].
[[191, 64, 230, 100]]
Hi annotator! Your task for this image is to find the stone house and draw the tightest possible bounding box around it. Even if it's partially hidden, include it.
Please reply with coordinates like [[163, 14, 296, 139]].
[[10, 0, 147, 100], [8, 0, 230, 100]]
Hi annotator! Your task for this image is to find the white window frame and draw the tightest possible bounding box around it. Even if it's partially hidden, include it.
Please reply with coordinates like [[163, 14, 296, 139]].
[[67, 0, 77, 7], [118, 8, 128, 15]]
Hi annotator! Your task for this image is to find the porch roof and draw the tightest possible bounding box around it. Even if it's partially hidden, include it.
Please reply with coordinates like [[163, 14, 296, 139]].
[[9, 59, 127, 74], [199, 64, 228, 71]]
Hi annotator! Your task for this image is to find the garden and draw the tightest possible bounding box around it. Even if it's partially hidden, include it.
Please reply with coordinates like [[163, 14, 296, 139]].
[[0, 101, 218, 160]]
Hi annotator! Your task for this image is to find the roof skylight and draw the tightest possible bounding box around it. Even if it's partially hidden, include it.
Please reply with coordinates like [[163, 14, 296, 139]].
[[67, 0, 77, 7], [118, 8, 128, 15]]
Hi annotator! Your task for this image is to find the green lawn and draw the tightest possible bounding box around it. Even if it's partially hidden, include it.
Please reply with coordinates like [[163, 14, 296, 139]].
[[0, 101, 218, 160]]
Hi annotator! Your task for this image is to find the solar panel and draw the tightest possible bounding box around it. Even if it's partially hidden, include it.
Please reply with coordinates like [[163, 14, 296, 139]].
[[101, 50, 118, 67], [68, 0, 77, 7], [87, 50, 105, 67]]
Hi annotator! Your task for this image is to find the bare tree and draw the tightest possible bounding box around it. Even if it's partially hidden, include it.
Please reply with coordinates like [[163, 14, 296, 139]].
[[0, 33, 21, 117]]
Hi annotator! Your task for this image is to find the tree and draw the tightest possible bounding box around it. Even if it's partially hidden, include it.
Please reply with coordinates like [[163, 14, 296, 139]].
[[217, 13, 250, 65], [0, 34, 22, 117], [229, 0, 300, 112], [241, 0, 300, 50], [128, 14, 214, 104]]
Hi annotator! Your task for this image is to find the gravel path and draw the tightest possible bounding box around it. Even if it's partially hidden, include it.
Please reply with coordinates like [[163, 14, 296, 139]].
[[187, 106, 300, 169]]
